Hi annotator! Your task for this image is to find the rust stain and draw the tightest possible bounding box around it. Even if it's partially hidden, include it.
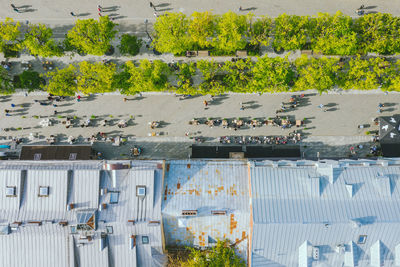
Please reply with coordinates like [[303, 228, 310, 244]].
[[216, 169, 220, 175], [217, 186, 224, 191], [188, 189, 195, 195], [187, 175, 190, 180], [187, 164, 191, 169], [242, 231, 246, 239], [207, 190, 212, 195], [166, 164, 170, 172], [177, 180, 181, 189], [230, 214, 238, 234], [164, 185, 168, 200], [195, 189, 200, 196]]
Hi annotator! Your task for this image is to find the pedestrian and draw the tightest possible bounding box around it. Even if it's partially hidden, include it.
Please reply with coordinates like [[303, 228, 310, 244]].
[[54, 110, 58, 115], [203, 100, 208, 107], [98, 7, 102, 12], [98, 12, 102, 17], [240, 105, 245, 111], [4, 109, 9, 114], [154, 12, 158, 18], [318, 104, 324, 109], [13, 7, 19, 13], [239, 6, 242, 11], [11, 104, 15, 108], [70, 12, 76, 16], [378, 103, 384, 108], [53, 104, 57, 107], [123, 97, 127, 102], [98, 5, 102, 11], [77, 95, 81, 102]]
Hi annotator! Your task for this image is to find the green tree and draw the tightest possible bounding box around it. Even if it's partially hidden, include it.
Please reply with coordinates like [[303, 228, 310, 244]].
[[43, 65, 78, 96], [66, 16, 117, 55], [14, 71, 44, 91], [310, 12, 358, 55], [152, 12, 191, 55], [342, 56, 386, 90], [123, 60, 170, 94], [355, 13, 400, 54], [294, 55, 339, 94], [77, 61, 116, 94], [248, 14, 272, 47], [273, 14, 310, 51], [222, 58, 254, 92], [189, 11, 215, 49], [118, 34, 142, 56], [0, 18, 22, 56], [250, 55, 294, 92], [182, 240, 245, 267], [197, 60, 226, 94], [0, 67, 14, 94], [213, 12, 248, 54], [176, 62, 197, 94], [24, 24, 62, 57]]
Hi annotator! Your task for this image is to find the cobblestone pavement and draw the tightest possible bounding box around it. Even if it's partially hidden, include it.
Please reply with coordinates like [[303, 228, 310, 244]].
[[0, 91, 396, 159]]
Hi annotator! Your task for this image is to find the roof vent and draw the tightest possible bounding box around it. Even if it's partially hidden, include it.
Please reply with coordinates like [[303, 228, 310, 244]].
[[38, 186, 49, 197], [182, 210, 197, 216], [312, 247, 319, 260]]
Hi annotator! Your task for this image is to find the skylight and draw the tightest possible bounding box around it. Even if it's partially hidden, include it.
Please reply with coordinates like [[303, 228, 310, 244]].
[[109, 192, 120, 204], [6, 186, 16, 197], [142, 235, 149, 244], [38, 186, 49, 197], [136, 186, 146, 197], [358, 235, 367, 244]]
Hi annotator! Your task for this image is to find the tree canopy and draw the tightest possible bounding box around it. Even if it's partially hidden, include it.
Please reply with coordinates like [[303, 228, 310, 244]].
[[42, 65, 78, 96], [0, 67, 14, 94], [273, 14, 310, 51], [213, 12, 248, 54], [77, 61, 116, 94], [0, 18, 21, 55], [66, 16, 117, 55], [181, 240, 245, 267], [24, 24, 62, 57]]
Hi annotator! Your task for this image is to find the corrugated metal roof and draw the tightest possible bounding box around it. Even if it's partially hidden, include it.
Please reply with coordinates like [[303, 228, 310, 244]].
[[162, 160, 250, 259], [0, 160, 164, 267], [250, 162, 400, 267], [0, 224, 70, 267]]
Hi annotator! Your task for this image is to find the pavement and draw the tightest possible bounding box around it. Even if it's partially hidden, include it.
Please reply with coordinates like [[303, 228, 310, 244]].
[[0, 91, 395, 159], [1, 0, 398, 29]]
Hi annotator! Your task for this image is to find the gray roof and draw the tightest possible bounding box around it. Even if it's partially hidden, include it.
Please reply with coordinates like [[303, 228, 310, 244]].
[[0, 160, 165, 267], [162, 160, 250, 259], [250, 159, 400, 267]]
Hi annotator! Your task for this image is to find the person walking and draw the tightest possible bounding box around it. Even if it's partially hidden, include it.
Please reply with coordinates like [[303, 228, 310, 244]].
[[77, 95, 81, 102], [239, 6, 242, 11], [70, 12, 76, 16], [154, 12, 158, 18], [13, 7, 20, 13], [98, 5, 102, 12], [98, 12, 102, 17]]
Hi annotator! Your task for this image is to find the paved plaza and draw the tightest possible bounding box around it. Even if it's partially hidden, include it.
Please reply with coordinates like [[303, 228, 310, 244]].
[[0, 0, 399, 31], [0, 91, 395, 159]]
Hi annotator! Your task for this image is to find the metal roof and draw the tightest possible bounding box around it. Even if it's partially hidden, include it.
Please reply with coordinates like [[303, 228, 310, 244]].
[[250, 160, 400, 267], [162, 160, 250, 259], [0, 160, 165, 267]]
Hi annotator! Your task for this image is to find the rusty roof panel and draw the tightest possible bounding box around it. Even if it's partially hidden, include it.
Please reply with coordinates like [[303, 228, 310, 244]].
[[162, 160, 250, 260]]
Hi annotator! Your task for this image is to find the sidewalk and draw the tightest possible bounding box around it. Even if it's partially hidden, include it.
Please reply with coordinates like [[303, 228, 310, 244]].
[[0, 92, 394, 159]]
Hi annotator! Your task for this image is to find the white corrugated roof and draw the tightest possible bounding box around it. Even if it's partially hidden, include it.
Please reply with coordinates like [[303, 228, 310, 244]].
[[250, 161, 400, 267]]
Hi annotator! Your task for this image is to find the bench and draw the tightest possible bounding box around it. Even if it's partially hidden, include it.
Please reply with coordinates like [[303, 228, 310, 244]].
[[186, 51, 197, 57], [197, 50, 209, 57], [301, 50, 313, 55], [236, 50, 248, 57]]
